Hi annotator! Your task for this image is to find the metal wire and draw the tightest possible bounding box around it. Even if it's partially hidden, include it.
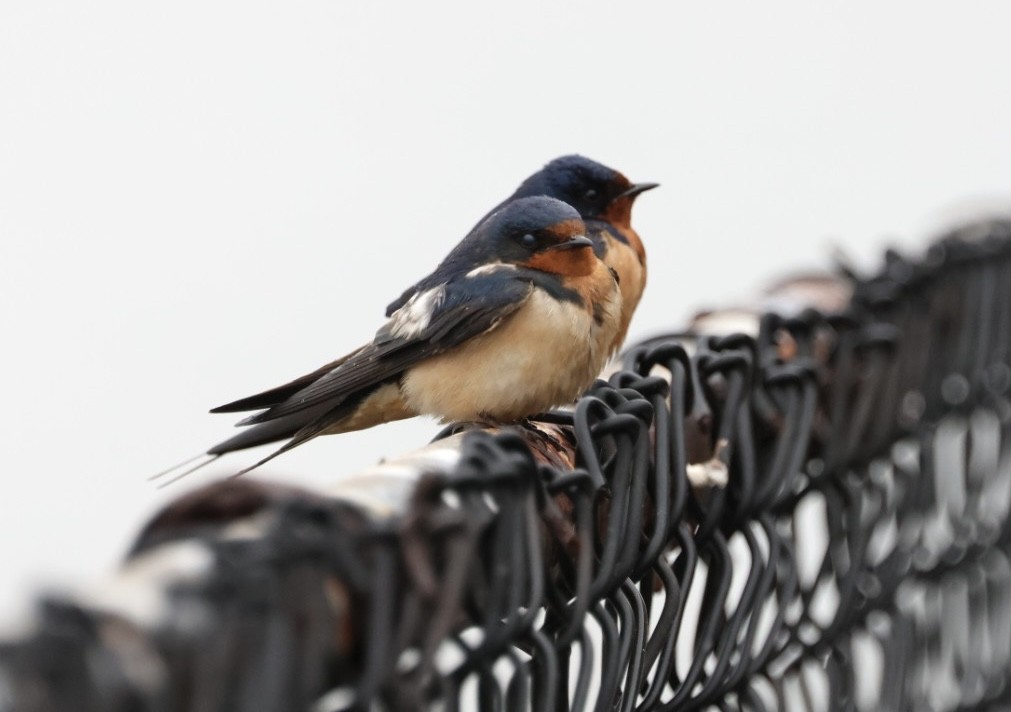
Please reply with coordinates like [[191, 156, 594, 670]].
[[3, 219, 1011, 711]]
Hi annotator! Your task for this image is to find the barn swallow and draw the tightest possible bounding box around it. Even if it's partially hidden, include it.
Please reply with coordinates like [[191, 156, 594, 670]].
[[154, 196, 621, 483], [388, 155, 656, 353]]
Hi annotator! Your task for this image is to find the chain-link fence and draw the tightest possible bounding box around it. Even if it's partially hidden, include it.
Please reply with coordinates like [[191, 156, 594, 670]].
[[3, 219, 1010, 711]]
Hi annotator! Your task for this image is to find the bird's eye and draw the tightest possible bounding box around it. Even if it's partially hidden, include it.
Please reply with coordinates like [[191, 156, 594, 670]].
[[520, 233, 538, 248], [583, 188, 598, 201]]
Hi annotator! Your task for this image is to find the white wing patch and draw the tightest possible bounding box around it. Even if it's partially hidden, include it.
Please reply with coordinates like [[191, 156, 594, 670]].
[[387, 285, 446, 339], [466, 263, 515, 279]]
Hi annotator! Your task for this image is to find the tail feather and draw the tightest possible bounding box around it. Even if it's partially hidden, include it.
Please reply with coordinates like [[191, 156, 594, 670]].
[[207, 405, 333, 455], [148, 453, 222, 489], [224, 378, 410, 476], [155, 379, 410, 487], [228, 418, 332, 478]]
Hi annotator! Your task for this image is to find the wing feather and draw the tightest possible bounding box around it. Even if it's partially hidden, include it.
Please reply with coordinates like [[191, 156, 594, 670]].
[[238, 272, 532, 425], [210, 348, 366, 413]]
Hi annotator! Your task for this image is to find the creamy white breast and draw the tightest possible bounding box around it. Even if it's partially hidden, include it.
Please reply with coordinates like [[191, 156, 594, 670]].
[[401, 288, 619, 422]]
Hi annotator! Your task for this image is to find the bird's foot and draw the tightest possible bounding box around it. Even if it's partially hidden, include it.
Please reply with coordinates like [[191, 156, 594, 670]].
[[514, 417, 574, 456]]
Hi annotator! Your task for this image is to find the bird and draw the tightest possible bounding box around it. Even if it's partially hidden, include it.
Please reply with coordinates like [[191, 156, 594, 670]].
[[387, 155, 656, 353], [154, 196, 622, 484]]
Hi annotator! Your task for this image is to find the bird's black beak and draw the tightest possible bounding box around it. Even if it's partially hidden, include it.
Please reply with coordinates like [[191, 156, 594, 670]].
[[617, 182, 659, 199], [548, 234, 594, 251]]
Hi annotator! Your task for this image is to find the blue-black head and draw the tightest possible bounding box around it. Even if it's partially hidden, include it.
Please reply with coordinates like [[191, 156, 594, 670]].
[[438, 196, 592, 277], [478, 196, 591, 264], [507, 155, 658, 226]]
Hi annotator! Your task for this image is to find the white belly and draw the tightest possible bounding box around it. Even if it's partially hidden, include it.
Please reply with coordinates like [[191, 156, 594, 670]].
[[401, 289, 619, 422]]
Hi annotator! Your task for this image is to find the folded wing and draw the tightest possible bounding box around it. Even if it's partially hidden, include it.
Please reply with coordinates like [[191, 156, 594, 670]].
[[224, 269, 532, 428]]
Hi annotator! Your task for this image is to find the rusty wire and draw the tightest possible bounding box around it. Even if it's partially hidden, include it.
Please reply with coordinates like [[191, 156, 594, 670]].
[[3, 219, 1011, 711]]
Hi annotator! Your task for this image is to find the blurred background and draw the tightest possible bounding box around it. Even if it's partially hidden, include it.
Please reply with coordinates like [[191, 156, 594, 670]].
[[1, 2, 1010, 618]]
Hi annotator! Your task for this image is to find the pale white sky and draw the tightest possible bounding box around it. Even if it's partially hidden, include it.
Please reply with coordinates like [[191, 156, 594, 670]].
[[1, 2, 1010, 616]]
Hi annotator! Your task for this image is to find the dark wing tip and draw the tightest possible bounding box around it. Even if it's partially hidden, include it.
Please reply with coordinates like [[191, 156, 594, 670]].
[[210, 397, 262, 414]]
